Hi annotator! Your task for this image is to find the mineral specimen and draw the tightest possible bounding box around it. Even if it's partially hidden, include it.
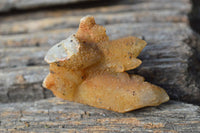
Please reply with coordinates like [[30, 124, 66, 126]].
[[43, 15, 169, 113]]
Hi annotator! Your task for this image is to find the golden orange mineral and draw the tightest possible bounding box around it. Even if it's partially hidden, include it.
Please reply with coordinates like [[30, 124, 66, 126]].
[[43, 15, 169, 113]]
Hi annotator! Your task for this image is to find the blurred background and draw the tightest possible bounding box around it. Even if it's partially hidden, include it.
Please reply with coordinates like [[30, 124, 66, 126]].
[[0, 0, 199, 105]]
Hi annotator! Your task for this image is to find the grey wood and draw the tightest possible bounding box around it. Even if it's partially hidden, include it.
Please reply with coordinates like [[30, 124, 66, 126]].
[[0, 23, 193, 48], [0, 66, 53, 103], [0, 0, 191, 16], [0, 0, 94, 12], [0, 0, 199, 112], [0, 39, 199, 104], [0, 10, 189, 35], [0, 0, 200, 131], [0, 98, 199, 132]]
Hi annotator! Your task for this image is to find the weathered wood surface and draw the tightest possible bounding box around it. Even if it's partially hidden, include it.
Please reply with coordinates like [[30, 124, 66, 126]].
[[0, 11, 189, 35], [0, 40, 191, 69], [0, 0, 199, 104], [0, 23, 193, 48], [1, 38, 197, 103], [0, 0, 191, 35], [0, 23, 193, 67], [0, 0, 94, 12], [0, 66, 53, 103], [0, 0, 191, 14], [0, 0, 191, 16], [1, 24, 199, 104], [0, 98, 200, 132], [0, 0, 200, 132]]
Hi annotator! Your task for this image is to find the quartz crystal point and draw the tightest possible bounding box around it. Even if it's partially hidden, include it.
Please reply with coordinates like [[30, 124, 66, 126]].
[[43, 15, 169, 113]]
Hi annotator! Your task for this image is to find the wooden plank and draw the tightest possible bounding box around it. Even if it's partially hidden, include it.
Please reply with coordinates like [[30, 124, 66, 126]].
[[0, 0, 199, 131], [0, 0, 191, 23], [0, 23, 193, 48], [0, 98, 199, 132], [0, 22, 199, 104], [0, 47, 48, 68], [0, 66, 53, 103], [0, 0, 199, 106], [0, 0, 94, 12], [0, 41, 190, 69], [0, 39, 199, 104], [0, 10, 189, 35]]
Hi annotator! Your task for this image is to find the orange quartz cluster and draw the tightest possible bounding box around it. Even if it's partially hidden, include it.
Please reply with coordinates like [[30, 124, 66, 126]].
[[43, 16, 169, 113]]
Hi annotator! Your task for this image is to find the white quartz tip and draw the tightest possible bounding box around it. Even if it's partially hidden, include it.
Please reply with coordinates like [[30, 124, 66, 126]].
[[45, 34, 80, 63]]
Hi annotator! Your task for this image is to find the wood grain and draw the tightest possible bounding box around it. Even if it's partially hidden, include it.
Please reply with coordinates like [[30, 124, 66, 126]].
[[0, 66, 53, 103], [0, 0, 200, 131], [0, 0, 199, 105], [0, 10, 189, 35], [1, 39, 199, 104], [0, 23, 193, 48], [0, 98, 199, 132], [0, 0, 94, 12]]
